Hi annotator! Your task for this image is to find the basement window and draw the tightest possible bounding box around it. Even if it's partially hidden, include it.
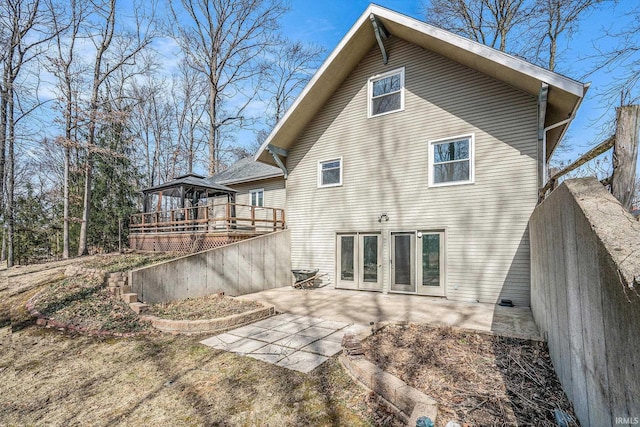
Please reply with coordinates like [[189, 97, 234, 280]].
[[428, 134, 475, 186], [368, 67, 405, 117]]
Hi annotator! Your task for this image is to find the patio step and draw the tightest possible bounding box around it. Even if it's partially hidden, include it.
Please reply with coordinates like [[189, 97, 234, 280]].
[[121, 293, 138, 303], [129, 302, 150, 314]]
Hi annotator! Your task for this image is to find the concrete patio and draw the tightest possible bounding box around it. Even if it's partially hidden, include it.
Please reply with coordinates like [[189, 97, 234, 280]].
[[238, 286, 542, 341]]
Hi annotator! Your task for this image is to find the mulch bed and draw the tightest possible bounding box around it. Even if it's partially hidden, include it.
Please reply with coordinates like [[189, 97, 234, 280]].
[[32, 277, 152, 333], [362, 324, 579, 427], [147, 294, 264, 321]]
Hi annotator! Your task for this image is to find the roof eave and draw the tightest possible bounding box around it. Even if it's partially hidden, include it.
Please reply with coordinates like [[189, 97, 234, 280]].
[[256, 4, 587, 164], [218, 171, 284, 186]]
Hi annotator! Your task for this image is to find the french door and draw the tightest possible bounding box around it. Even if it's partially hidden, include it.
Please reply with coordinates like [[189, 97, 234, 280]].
[[390, 231, 444, 296], [336, 233, 382, 290]]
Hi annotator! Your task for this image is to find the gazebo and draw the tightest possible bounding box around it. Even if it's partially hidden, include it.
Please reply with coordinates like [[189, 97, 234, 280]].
[[129, 173, 285, 252]]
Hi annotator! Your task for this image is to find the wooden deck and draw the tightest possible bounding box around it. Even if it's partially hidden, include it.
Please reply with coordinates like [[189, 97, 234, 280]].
[[128, 203, 285, 252]]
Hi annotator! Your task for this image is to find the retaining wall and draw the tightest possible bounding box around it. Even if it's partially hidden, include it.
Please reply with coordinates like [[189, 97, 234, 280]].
[[530, 177, 640, 426], [130, 230, 293, 304]]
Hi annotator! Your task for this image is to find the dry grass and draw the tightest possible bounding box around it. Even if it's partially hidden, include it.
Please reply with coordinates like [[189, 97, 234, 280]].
[[362, 324, 579, 427], [0, 257, 392, 426], [0, 326, 382, 426], [33, 277, 152, 333], [80, 252, 178, 273], [148, 294, 264, 321]]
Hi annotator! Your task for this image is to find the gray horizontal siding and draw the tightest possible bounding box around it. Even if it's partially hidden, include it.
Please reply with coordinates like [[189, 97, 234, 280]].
[[285, 36, 538, 306]]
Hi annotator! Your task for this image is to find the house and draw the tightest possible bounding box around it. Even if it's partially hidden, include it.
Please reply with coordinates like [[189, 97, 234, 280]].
[[255, 5, 588, 306], [207, 157, 286, 211]]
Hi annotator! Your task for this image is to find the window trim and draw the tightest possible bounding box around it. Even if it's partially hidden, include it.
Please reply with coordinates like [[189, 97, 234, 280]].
[[317, 157, 343, 188], [249, 188, 264, 207], [428, 133, 475, 187], [368, 67, 405, 118]]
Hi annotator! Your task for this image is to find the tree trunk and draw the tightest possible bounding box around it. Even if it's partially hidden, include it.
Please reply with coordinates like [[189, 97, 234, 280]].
[[611, 105, 640, 210], [208, 82, 216, 175], [77, 126, 94, 256], [63, 144, 70, 258], [6, 94, 14, 267]]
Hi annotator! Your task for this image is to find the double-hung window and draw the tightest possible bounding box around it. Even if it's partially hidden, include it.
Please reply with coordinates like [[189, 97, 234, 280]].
[[368, 67, 405, 117], [428, 134, 474, 186], [318, 158, 342, 188], [250, 188, 264, 207]]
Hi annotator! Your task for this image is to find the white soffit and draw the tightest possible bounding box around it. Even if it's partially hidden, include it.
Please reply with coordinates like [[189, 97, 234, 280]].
[[255, 4, 587, 164]]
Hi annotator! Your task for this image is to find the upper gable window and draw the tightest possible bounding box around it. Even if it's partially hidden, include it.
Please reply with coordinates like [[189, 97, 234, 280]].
[[318, 158, 342, 188], [428, 134, 475, 187], [368, 67, 405, 117]]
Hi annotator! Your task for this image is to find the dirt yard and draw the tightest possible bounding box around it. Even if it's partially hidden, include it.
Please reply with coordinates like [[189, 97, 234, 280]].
[[0, 257, 392, 426], [362, 324, 579, 427]]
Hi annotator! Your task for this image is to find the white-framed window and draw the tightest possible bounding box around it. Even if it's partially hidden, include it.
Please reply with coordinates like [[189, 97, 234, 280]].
[[249, 188, 264, 207], [318, 157, 343, 188], [428, 134, 475, 187], [368, 67, 405, 118]]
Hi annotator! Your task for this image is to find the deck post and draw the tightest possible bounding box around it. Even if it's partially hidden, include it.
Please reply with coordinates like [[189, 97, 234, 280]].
[[251, 206, 256, 231], [273, 209, 277, 232], [225, 203, 231, 231]]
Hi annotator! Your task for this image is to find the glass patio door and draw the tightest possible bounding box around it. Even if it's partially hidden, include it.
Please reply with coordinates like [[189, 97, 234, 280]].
[[417, 232, 444, 296], [390, 233, 415, 292], [390, 231, 444, 295], [336, 233, 382, 290]]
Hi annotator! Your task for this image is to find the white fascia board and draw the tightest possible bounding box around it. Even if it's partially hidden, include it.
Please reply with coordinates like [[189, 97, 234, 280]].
[[370, 5, 585, 98], [255, 4, 587, 164], [254, 5, 377, 163]]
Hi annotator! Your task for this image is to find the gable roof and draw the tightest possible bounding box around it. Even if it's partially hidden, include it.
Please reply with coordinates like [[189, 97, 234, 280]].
[[207, 157, 283, 186], [256, 3, 588, 165], [142, 173, 236, 198]]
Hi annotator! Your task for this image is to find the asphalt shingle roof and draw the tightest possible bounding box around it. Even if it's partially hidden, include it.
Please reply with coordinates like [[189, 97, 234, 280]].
[[207, 157, 283, 185]]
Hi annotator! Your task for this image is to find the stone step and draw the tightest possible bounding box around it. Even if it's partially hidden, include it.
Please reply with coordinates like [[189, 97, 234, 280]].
[[129, 302, 150, 314], [109, 279, 127, 287], [121, 285, 132, 294], [121, 293, 138, 303]]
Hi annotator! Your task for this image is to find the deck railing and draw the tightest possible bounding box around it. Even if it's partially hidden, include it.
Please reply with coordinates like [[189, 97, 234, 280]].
[[129, 202, 285, 234]]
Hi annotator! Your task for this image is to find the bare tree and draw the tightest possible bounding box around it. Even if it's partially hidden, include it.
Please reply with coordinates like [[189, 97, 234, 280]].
[[171, 59, 208, 175], [0, 0, 58, 266], [130, 76, 173, 187], [76, 0, 155, 256], [534, 0, 611, 71], [588, 5, 640, 106], [169, 0, 288, 175], [263, 38, 324, 124], [424, 0, 530, 52], [424, 0, 609, 71], [47, 0, 90, 259]]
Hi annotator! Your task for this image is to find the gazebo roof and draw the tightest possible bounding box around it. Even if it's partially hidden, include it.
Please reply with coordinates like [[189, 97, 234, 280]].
[[142, 173, 237, 198]]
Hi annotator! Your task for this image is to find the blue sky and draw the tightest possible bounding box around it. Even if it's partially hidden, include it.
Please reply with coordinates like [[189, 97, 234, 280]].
[[275, 0, 638, 167]]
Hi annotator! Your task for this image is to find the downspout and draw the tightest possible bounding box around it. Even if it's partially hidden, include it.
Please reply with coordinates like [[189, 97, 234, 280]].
[[541, 82, 591, 186], [537, 83, 549, 189]]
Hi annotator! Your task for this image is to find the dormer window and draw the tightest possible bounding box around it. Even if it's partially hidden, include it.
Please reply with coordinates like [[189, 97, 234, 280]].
[[368, 67, 405, 117]]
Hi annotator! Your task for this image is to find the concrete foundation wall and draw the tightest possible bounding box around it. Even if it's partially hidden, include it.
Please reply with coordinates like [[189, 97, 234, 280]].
[[530, 177, 640, 427], [130, 230, 293, 304]]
